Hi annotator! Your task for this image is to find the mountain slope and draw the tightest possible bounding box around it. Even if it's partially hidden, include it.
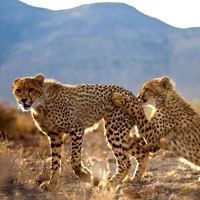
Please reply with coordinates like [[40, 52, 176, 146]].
[[1, 0, 200, 100]]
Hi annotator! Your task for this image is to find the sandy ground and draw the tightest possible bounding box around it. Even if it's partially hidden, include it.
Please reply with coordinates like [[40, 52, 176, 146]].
[[0, 122, 200, 200]]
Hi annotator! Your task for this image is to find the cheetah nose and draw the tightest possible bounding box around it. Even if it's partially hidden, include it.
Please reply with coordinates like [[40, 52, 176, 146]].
[[137, 95, 141, 100], [21, 99, 27, 103]]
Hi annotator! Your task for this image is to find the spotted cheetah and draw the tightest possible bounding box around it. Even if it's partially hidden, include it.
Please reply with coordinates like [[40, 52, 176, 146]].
[[12, 74, 155, 190], [113, 76, 200, 182]]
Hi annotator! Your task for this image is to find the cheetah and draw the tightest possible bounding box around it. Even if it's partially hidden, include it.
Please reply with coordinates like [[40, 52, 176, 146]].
[[12, 74, 154, 190], [113, 76, 200, 182]]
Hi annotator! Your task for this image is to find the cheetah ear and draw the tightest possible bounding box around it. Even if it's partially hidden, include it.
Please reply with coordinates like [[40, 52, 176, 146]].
[[13, 78, 20, 84], [35, 74, 44, 86], [160, 77, 172, 90], [13, 78, 20, 90]]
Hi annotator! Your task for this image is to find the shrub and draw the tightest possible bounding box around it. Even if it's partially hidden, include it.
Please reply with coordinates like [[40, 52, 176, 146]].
[[0, 100, 39, 139]]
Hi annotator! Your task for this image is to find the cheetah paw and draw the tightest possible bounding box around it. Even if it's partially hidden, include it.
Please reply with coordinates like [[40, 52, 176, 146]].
[[123, 176, 142, 184], [98, 181, 118, 191], [40, 181, 56, 191], [122, 176, 131, 184], [98, 182, 111, 191], [128, 177, 142, 184], [75, 167, 92, 183]]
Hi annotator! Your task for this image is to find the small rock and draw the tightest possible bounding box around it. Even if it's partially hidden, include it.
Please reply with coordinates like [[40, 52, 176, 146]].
[[93, 176, 100, 187], [121, 187, 141, 199]]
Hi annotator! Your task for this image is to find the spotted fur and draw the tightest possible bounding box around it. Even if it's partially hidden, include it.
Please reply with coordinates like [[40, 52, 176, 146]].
[[12, 74, 153, 190], [113, 76, 200, 182]]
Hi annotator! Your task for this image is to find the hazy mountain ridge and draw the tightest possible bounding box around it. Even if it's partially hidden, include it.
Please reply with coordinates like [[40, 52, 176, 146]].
[[0, 0, 200, 100]]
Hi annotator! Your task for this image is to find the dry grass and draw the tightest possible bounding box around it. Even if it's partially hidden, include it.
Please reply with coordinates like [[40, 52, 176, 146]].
[[0, 100, 199, 199], [0, 125, 199, 200]]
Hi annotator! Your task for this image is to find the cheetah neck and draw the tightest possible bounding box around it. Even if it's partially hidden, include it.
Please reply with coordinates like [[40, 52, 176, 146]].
[[43, 80, 76, 98], [166, 90, 189, 109], [30, 80, 77, 115], [158, 89, 197, 117]]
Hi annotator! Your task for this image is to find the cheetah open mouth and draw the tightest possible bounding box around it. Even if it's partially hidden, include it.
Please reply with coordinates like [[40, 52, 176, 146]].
[[19, 103, 32, 111], [24, 104, 32, 109]]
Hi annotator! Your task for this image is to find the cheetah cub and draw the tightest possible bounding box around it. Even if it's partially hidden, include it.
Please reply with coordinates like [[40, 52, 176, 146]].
[[113, 77, 200, 181], [13, 74, 154, 190]]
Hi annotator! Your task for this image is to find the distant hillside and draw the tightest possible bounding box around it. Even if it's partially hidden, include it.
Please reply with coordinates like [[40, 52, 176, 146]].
[[1, 0, 200, 100]]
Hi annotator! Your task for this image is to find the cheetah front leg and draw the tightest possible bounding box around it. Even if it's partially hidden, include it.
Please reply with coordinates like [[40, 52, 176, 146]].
[[125, 135, 161, 183], [70, 129, 92, 183], [40, 132, 63, 191], [125, 142, 150, 183]]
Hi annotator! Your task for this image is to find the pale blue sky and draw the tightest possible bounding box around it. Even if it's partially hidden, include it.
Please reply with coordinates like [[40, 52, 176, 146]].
[[19, 0, 200, 28]]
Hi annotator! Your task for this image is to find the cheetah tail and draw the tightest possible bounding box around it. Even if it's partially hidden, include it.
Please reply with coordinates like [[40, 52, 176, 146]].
[[112, 93, 131, 108]]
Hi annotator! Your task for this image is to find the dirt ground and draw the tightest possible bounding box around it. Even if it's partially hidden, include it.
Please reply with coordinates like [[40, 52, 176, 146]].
[[0, 122, 199, 200]]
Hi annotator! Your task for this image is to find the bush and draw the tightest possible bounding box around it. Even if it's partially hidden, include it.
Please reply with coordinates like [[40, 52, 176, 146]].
[[0, 100, 39, 139]]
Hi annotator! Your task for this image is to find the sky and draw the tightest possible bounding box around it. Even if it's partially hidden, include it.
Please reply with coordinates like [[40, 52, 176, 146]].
[[19, 0, 200, 29]]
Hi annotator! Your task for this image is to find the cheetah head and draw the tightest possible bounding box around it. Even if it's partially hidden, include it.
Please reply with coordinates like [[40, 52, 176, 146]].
[[12, 74, 44, 111], [138, 76, 174, 107]]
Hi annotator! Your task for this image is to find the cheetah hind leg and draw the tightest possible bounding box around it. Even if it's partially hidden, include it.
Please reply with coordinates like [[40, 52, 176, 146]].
[[99, 118, 133, 190]]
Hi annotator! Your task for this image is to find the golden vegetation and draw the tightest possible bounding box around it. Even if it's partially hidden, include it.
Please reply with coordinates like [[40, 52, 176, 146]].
[[0, 100, 39, 139]]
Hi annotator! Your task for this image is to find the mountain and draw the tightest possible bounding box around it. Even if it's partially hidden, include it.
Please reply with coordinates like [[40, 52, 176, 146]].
[[1, 0, 200, 101]]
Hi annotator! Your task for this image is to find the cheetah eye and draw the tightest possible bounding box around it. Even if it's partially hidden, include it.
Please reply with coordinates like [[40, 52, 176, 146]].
[[144, 87, 149, 92], [16, 89, 21, 93], [28, 88, 34, 93]]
